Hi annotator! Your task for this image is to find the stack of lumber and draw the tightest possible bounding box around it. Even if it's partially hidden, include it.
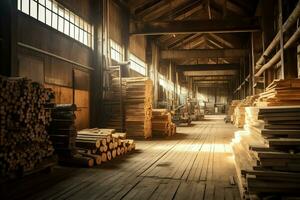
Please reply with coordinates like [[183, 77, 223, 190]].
[[104, 78, 126, 131], [231, 106, 300, 199], [48, 104, 77, 157], [228, 100, 241, 122], [125, 77, 153, 139], [0, 77, 56, 178], [233, 96, 258, 128], [152, 109, 176, 137], [255, 79, 300, 106], [75, 128, 135, 166]]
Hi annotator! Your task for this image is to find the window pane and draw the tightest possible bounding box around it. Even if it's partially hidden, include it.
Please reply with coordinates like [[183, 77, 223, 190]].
[[22, 0, 30, 14], [58, 16, 64, 32], [39, 0, 45, 6], [64, 9, 69, 20], [52, 1, 58, 13], [79, 29, 84, 43], [46, 9, 51, 25], [70, 23, 74, 38], [58, 6, 64, 17], [87, 34, 91, 47], [45, 0, 51, 9], [83, 31, 88, 45], [52, 12, 58, 29], [38, 4, 45, 23], [64, 19, 69, 35], [30, 0, 37, 19], [74, 15, 79, 27], [18, 0, 21, 10], [70, 12, 74, 23], [74, 26, 79, 40]]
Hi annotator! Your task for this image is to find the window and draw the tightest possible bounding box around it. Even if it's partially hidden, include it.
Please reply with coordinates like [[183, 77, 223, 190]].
[[110, 39, 123, 62], [18, 0, 93, 48], [129, 53, 146, 76]]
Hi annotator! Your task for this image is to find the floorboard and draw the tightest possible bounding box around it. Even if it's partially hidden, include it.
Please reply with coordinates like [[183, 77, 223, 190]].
[[0, 115, 240, 200]]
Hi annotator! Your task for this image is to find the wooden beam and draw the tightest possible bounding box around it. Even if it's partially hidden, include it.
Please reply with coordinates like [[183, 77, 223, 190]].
[[193, 76, 234, 81], [130, 18, 260, 35], [176, 63, 239, 71], [184, 70, 237, 76], [161, 48, 248, 59]]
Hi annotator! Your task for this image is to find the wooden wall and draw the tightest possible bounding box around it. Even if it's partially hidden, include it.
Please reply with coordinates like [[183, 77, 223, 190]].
[[16, 0, 93, 130]]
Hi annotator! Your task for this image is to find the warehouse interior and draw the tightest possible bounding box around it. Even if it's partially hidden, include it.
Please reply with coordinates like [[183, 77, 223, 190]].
[[1, 0, 300, 199]]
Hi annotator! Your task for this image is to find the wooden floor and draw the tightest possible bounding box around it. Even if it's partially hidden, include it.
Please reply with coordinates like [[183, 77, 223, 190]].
[[1, 115, 240, 200]]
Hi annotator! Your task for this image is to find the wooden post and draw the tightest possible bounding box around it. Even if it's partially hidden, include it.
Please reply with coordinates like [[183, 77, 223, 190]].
[[278, 0, 285, 78], [91, 0, 105, 127]]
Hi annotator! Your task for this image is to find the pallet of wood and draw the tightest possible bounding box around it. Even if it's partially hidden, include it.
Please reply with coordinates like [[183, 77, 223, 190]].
[[73, 128, 135, 167], [231, 106, 300, 199], [255, 79, 300, 106], [152, 109, 176, 137], [125, 77, 153, 139], [0, 77, 56, 179]]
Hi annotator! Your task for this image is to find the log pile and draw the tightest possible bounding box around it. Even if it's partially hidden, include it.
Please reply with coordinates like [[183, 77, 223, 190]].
[[48, 104, 77, 157], [125, 78, 153, 139], [152, 109, 176, 137], [0, 77, 56, 178], [75, 128, 135, 166], [255, 79, 300, 106], [233, 96, 258, 128], [231, 106, 300, 199]]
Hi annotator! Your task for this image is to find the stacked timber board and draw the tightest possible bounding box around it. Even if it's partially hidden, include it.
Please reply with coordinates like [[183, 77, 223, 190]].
[[233, 96, 258, 128], [0, 77, 56, 178], [48, 104, 77, 157], [232, 106, 300, 199], [255, 79, 300, 106], [152, 109, 176, 137], [125, 77, 153, 139], [228, 100, 241, 122], [75, 128, 135, 166], [104, 78, 126, 131]]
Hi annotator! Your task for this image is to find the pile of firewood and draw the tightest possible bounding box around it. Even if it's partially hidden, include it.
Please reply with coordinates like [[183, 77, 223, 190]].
[[0, 77, 56, 177], [73, 128, 135, 167], [152, 109, 176, 137]]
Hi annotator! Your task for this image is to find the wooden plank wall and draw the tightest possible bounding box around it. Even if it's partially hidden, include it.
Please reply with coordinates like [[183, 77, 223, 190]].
[[16, 0, 93, 130]]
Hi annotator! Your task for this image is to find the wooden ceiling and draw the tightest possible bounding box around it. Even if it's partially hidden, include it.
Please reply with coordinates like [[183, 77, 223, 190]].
[[121, 0, 259, 85]]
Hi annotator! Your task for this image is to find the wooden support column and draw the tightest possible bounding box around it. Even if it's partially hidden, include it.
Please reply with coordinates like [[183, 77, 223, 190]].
[[0, 0, 17, 76], [283, 1, 298, 79], [262, 0, 275, 87], [91, 0, 105, 127]]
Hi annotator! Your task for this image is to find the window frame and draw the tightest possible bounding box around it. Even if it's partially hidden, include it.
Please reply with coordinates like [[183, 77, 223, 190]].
[[18, 0, 94, 48]]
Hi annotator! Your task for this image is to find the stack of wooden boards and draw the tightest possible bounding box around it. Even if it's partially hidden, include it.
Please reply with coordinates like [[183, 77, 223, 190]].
[[48, 104, 77, 157], [74, 128, 136, 167], [125, 77, 153, 138], [228, 100, 241, 122], [152, 109, 176, 137], [255, 79, 300, 106], [233, 96, 258, 128], [105, 77, 153, 138], [231, 106, 300, 199], [0, 77, 56, 178], [104, 78, 126, 131]]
